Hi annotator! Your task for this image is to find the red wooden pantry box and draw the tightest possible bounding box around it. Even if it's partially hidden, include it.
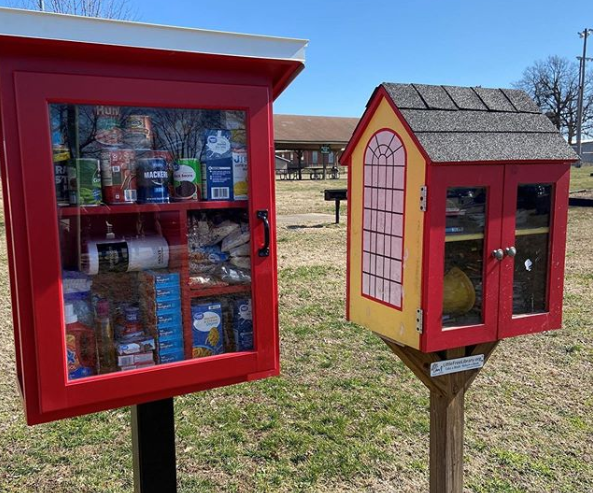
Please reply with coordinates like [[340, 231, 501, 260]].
[[342, 83, 578, 353], [0, 8, 307, 424]]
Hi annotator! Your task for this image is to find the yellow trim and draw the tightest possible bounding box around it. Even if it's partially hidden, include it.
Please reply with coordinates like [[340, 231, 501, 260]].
[[515, 227, 549, 236], [348, 97, 425, 349], [445, 233, 484, 242]]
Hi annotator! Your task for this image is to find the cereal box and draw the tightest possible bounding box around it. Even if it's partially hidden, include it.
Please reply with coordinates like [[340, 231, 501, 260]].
[[191, 301, 224, 358]]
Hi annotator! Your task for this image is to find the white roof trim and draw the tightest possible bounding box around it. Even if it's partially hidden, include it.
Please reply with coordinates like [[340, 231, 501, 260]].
[[0, 7, 307, 63]]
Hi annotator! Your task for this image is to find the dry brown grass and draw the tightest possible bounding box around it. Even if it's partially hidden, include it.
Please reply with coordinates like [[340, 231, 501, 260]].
[[0, 171, 591, 492]]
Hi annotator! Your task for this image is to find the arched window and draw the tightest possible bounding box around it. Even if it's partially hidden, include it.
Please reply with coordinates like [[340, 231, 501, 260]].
[[361, 129, 406, 309]]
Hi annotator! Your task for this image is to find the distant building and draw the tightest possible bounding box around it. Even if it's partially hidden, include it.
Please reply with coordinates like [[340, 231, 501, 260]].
[[274, 114, 358, 179], [571, 140, 593, 164]]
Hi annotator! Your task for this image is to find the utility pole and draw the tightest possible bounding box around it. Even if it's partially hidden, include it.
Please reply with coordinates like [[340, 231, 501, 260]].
[[576, 28, 592, 167]]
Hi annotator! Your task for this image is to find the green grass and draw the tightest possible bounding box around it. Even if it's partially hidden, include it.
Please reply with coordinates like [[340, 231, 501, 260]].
[[0, 169, 591, 492], [570, 164, 593, 191]]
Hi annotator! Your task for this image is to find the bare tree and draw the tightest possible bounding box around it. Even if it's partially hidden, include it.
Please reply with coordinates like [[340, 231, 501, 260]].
[[11, 0, 136, 20], [513, 55, 592, 144]]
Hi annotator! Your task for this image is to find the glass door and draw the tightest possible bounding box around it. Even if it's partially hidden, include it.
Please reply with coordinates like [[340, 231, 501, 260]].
[[15, 71, 276, 415], [423, 165, 504, 352], [498, 164, 570, 338]]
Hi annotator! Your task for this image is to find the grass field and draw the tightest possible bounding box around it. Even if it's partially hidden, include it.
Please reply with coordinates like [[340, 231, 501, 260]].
[[0, 168, 592, 492]]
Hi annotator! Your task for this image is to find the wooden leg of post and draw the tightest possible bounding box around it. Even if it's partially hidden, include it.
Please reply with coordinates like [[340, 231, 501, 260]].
[[382, 339, 498, 493], [132, 398, 177, 493]]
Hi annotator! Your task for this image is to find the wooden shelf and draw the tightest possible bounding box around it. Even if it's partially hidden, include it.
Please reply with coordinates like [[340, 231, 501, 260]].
[[445, 233, 484, 243], [58, 200, 248, 217], [189, 284, 251, 299], [515, 227, 549, 237]]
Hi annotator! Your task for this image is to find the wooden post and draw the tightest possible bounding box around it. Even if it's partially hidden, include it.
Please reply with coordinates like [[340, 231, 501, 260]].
[[132, 398, 177, 493], [382, 339, 499, 493]]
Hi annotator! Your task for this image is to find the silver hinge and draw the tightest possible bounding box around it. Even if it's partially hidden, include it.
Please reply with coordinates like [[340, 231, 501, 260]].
[[420, 186, 427, 211], [416, 308, 424, 334]]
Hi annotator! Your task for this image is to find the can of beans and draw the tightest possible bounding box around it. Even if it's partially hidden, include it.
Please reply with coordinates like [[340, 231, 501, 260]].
[[68, 158, 102, 206], [100, 149, 137, 204], [136, 158, 169, 204], [124, 115, 152, 148], [173, 158, 201, 201]]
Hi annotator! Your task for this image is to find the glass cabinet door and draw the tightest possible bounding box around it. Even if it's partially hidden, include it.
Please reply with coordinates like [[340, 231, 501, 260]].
[[442, 186, 487, 327], [424, 166, 504, 352], [51, 103, 254, 380], [15, 71, 275, 416], [512, 184, 551, 315], [498, 165, 570, 338]]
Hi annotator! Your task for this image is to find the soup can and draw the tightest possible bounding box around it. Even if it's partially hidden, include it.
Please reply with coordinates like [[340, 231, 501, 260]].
[[100, 149, 137, 204], [124, 115, 152, 148], [173, 158, 201, 201], [136, 157, 169, 204], [68, 158, 102, 206]]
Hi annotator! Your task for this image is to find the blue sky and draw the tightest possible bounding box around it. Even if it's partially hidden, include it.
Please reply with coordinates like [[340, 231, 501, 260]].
[[2, 0, 592, 117]]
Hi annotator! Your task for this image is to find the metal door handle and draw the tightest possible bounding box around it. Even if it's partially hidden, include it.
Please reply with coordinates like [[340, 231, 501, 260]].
[[257, 210, 270, 257], [505, 246, 517, 257], [491, 249, 504, 261]]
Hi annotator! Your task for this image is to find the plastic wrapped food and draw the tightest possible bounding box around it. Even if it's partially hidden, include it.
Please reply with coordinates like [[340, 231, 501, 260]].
[[229, 256, 251, 270], [221, 223, 249, 252], [216, 264, 251, 285], [188, 215, 239, 248], [229, 242, 250, 257], [189, 245, 229, 264], [188, 273, 228, 289]]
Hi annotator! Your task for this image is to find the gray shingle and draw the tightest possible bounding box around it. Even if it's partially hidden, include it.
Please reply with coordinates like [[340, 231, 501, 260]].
[[377, 82, 578, 163], [400, 109, 558, 133], [412, 84, 457, 110], [381, 83, 426, 109], [443, 86, 488, 111], [473, 87, 516, 112], [501, 89, 541, 113], [416, 132, 578, 162]]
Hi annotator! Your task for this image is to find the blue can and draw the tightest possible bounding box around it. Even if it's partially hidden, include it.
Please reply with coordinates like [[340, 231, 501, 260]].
[[136, 158, 169, 203]]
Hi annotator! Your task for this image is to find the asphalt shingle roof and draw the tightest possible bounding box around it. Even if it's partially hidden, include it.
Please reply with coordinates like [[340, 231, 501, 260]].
[[380, 82, 578, 163]]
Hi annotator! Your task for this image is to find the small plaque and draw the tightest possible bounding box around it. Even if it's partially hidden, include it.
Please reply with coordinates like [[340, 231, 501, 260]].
[[430, 354, 484, 377]]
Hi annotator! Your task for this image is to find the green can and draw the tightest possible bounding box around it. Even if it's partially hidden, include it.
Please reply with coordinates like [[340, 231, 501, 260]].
[[173, 158, 201, 201], [68, 158, 102, 206]]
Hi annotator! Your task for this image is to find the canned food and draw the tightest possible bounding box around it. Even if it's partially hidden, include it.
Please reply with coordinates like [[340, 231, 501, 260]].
[[53, 144, 70, 206], [124, 115, 152, 148], [173, 158, 201, 201], [95, 106, 122, 146], [100, 149, 137, 204], [136, 157, 169, 204], [68, 158, 102, 206]]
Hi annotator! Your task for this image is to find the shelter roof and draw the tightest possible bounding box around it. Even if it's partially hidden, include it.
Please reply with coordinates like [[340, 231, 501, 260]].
[[274, 115, 359, 145]]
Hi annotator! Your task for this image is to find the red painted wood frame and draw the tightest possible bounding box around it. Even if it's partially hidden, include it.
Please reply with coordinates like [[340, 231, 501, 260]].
[[10, 71, 279, 424], [422, 165, 504, 352], [498, 163, 570, 338]]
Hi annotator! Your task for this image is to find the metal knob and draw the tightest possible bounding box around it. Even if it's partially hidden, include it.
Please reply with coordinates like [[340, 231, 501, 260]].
[[492, 249, 504, 261], [505, 246, 517, 258]]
